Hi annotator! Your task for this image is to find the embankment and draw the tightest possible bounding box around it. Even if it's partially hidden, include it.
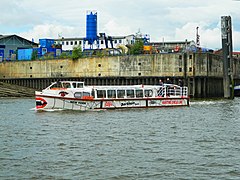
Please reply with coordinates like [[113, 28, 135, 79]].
[[0, 82, 35, 97]]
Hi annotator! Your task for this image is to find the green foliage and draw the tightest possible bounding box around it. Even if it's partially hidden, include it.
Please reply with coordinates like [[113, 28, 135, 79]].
[[129, 39, 144, 55], [59, 52, 72, 59], [72, 45, 83, 60], [31, 50, 38, 60], [96, 50, 105, 58]]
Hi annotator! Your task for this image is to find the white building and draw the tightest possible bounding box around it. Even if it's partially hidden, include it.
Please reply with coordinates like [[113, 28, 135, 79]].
[[54, 34, 135, 51]]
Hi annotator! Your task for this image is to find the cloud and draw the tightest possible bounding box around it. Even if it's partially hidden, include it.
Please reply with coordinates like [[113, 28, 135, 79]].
[[19, 24, 81, 42], [101, 20, 132, 36], [175, 22, 222, 49]]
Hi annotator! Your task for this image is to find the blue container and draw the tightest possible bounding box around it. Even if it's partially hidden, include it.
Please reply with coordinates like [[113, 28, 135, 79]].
[[0, 49, 4, 60], [18, 49, 33, 60], [86, 12, 97, 45]]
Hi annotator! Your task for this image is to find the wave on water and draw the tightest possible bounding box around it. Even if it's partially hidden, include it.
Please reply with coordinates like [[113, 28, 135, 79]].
[[190, 100, 227, 106]]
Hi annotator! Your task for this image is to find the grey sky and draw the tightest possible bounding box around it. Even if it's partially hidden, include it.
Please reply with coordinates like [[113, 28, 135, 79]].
[[0, 0, 239, 50]]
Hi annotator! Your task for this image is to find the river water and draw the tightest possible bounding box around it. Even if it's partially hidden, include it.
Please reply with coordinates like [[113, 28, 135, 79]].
[[0, 98, 240, 179]]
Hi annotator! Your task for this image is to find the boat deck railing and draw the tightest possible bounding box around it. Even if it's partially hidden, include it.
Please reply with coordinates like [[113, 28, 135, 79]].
[[157, 85, 188, 97]]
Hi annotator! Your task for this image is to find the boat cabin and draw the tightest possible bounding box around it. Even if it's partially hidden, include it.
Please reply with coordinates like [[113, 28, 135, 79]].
[[43, 81, 188, 100], [46, 81, 85, 90], [93, 86, 155, 99]]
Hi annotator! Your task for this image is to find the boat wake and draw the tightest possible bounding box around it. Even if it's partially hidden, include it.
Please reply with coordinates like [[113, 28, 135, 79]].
[[30, 108, 64, 112], [30, 107, 106, 112]]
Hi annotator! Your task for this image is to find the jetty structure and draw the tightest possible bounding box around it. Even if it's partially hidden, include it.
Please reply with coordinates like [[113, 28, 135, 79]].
[[0, 14, 239, 98]]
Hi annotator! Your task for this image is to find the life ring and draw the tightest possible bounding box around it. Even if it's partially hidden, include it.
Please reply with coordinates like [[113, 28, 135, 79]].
[[36, 97, 47, 109], [174, 46, 180, 52]]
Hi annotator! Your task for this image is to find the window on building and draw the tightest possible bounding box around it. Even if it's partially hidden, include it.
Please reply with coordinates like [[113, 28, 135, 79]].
[[101, 40, 104, 44], [79, 41, 82, 45], [62, 41, 64, 45], [66, 41, 69, 45], [42, 48, 47, 54], [114, 40, 117, 44], [70, 41, 73, 45], [119, 40, 122, 44], [75, 41, 77, 45], [56, 49, 61, 57]]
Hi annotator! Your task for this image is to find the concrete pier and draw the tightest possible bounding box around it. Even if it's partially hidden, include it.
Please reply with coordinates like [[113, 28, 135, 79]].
[[0, 53, 240, 98]]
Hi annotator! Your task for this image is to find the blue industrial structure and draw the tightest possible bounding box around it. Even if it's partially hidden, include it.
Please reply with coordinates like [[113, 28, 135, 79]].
[[39, 39, 55, 49], [17, 38, 62, 60], [84, 11, 99, 50], [38, 38, 62, 57], [143, 34, 150, 45]]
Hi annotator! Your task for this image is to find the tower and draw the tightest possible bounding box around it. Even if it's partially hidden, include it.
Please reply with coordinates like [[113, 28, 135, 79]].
[[84, 11, 99, 50]]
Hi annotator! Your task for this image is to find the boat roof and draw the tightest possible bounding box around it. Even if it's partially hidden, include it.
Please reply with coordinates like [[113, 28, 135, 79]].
[[51, 81, 181, 88]]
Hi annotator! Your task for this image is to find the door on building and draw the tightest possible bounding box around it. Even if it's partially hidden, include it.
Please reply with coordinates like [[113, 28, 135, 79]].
[[9, 50, 14, 61], [0, 49, 4, 62]]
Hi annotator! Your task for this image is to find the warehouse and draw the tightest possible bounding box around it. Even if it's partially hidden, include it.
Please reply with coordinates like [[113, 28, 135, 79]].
[[0, 34, 38, 61]]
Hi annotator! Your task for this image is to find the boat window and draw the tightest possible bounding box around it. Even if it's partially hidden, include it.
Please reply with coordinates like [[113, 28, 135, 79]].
[[126, 89, 135, 98], [62, 82, 71, 88], [77, 83, 84, 88], [72, 83, 77, 88], [136, 89, 143, 98], [97, 90, 106, 98], [74, 92, 83, 98], [83, 92, 90, 97], [50, 82, 62, 89], [144, 89, 153, 97], [117, 90, 125, 98], [107, 90, 116, 98]]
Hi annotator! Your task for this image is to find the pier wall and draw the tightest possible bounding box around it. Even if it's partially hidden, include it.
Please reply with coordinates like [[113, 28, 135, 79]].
[[0, 53, 239, 98]]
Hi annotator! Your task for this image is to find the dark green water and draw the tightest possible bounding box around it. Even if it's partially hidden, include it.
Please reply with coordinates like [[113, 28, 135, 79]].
[[0, 98, 240, 179]]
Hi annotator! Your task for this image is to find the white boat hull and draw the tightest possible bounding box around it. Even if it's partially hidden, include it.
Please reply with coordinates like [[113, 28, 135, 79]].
[[36, 95, 189, 111]]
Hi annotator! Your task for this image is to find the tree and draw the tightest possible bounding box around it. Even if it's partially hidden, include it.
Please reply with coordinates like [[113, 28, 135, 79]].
[[129, 39, 144, 55], [72, 45, 83, 60], [31, 50, 38, 60]]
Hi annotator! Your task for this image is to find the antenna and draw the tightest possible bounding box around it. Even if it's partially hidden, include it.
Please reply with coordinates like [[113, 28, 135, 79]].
[[196, 27, 200, 47]]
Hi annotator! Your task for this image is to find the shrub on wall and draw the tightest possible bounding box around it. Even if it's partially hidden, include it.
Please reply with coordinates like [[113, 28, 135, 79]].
[[72, 46, 83, 60]]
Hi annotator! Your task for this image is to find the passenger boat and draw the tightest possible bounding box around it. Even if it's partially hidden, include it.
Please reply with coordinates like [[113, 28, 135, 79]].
[[35, 81, 190, 111]]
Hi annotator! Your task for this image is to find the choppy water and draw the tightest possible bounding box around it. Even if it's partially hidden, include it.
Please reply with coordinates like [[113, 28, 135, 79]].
[[0, 98, 240, 179]]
